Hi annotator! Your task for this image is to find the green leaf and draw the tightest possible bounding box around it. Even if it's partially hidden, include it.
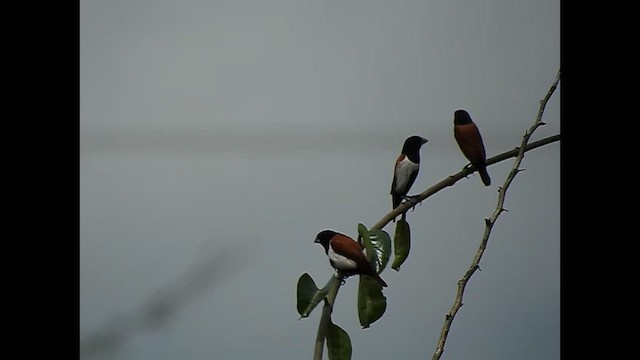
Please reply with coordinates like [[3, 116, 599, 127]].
[[326, 322, 352, 360], [357, 275, 387, 328], [357, 223, 369, 246], [356, 224, 388, 327], [368, 228, 392, 274], [357, 223, 391, 274], [391, 219, 411, 271], [296, 273, 329, 318]]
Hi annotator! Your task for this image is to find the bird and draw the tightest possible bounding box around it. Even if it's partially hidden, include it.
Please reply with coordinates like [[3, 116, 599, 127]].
[[314, 229, 388, 287], [390, 135, 428, 216], [453, 109, 491, 186]]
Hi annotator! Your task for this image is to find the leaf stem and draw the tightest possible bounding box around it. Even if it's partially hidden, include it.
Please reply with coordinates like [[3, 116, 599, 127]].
[[313, 276, 342, 360]]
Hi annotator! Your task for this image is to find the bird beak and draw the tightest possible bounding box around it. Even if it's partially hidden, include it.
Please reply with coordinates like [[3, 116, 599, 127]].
[[422, 138, 428, 144], [313, 238, 319, 243]]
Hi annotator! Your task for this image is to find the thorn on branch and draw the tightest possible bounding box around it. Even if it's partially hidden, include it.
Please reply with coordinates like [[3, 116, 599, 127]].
[[539, 121, 547, 126]]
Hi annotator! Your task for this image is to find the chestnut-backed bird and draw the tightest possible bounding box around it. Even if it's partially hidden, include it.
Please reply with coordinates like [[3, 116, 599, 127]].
[[390, 135, 428, 214], [314, 230, 388, 287], [453, 109, 491, 186]]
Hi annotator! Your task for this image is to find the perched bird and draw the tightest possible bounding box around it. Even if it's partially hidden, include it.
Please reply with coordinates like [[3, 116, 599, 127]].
[[390, 135, 429, 214], [314, 230, 388, 287], [453, 109, 491, 186]]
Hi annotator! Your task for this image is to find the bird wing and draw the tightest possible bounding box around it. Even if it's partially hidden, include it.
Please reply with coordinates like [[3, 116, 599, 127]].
[[454, 123, 486, 164], [330, 233, 369, 266], [390, 154, 405, 195]]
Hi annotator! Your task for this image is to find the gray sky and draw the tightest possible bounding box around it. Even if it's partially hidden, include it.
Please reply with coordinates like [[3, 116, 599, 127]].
[[81, 1, 560, 359]]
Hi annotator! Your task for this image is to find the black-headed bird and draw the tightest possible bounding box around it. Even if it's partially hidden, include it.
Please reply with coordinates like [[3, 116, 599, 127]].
[[390, 135, 428, 216], [314, 229, 387, 287], [453, 109, 491, 186]]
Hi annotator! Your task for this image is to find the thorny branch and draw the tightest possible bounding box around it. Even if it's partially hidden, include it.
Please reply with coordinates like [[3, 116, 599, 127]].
[[431, 69, 560, 360]]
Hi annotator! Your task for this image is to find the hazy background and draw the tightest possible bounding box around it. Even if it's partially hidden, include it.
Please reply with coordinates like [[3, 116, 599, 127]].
[[80, 0, 560, 359]]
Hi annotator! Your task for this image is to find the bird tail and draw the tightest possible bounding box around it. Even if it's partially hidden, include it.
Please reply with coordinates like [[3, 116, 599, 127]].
[[392, 194, 401, 210], [479, 167, 491, 186]]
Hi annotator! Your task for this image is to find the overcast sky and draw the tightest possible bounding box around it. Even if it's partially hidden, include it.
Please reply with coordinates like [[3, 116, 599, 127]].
[[80, 1, 560, 359]]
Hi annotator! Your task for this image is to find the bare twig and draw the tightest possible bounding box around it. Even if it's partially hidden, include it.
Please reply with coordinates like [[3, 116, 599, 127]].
[[431, 69, 561, 360], [371, 133, 560, 231]]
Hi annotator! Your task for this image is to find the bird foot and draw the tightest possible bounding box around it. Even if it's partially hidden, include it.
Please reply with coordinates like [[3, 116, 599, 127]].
[[402, 195, 422, 210], [334, 272, 349, 285]]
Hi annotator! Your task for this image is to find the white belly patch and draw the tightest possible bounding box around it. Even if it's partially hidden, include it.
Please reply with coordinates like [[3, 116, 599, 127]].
[[328, 246, 358, 270], [394, 157, 420, 192]]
